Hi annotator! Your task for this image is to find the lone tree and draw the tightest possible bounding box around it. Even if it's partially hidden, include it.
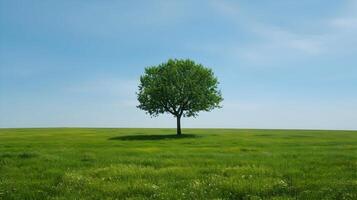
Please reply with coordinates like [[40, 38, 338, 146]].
[[137, 59, 223, 135]]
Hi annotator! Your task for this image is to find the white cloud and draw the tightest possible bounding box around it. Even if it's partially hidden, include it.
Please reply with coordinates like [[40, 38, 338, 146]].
[[65, 77, 139, 109], [330, 18, 357, 29], [288, 39, 322, 55], [58, 1, 192, 38], [194, 0, 357, 66], [247, 24, 324, 56], [67, 78, 138, 97], [209, 0, 240, 18]]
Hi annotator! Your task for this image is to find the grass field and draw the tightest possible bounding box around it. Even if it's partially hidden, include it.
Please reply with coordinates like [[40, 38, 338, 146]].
[[0, 128, 356, 199]]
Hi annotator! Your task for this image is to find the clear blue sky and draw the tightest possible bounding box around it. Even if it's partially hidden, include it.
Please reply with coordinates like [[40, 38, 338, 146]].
[[1, 0, 356, 129]]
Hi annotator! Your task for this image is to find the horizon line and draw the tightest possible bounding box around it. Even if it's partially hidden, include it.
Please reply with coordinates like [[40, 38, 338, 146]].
[[0, 127, 356, 131]]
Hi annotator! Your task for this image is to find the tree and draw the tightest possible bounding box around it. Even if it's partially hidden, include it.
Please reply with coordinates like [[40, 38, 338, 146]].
[[137, 59, 223, 136]]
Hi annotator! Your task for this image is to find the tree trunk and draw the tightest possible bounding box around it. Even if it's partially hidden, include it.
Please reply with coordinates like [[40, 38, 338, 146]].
[[176, 115, 182, 136]]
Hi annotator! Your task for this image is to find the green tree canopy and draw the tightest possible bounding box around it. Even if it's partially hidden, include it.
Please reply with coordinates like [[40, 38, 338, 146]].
[[137, 59, 223, 135]]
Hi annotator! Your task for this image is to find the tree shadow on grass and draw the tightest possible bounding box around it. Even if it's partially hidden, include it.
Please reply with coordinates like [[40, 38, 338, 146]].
[[109, 134, 198, 141]]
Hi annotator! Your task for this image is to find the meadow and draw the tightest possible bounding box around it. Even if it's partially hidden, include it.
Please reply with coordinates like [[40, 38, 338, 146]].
[[0, 128, 356, 199]]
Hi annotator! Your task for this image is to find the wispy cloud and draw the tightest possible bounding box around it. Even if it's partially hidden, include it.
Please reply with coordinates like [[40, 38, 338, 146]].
[[67, 77, 137, 92], [1, 1, 193, 39], [195, 0, 357, 65], [330, 18, 357, 29]]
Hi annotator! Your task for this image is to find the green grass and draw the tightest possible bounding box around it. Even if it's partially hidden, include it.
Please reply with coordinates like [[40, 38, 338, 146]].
[[0, 128, 356, 199]]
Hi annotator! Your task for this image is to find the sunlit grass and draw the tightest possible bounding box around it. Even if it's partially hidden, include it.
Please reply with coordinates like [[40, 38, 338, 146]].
[[0, 128, 356, 199]]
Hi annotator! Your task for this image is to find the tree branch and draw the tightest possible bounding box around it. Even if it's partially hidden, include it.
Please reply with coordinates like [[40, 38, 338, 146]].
[[160, 101, 176, 115]]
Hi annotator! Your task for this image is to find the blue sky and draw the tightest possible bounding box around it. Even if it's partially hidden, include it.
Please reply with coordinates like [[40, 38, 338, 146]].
[[1, 0, 356, 129]]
